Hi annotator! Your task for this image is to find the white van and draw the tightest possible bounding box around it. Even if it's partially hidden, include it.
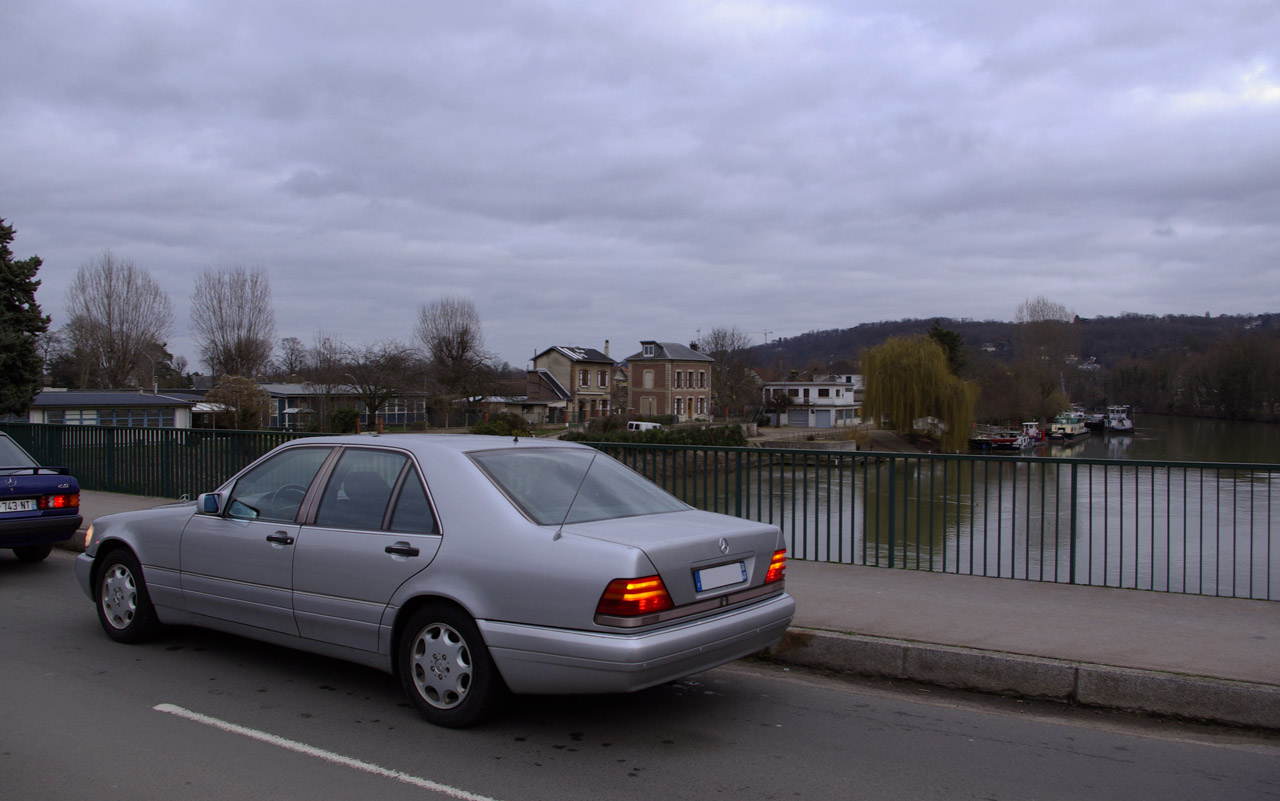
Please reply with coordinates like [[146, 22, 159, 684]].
[[626, 421, 663, 432]]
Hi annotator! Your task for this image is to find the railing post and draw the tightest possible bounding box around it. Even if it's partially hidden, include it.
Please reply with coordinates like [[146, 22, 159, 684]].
[[888, 456, 897, 569], [1069, 461, 1078, 585], [734, 450, 743, 519]]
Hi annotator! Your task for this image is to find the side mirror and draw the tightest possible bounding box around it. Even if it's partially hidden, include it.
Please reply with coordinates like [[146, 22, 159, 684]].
[[198, 493, 222, 515]]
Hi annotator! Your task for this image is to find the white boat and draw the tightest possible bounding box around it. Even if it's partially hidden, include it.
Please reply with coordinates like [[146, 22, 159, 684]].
[[1105, 405, 1134, 433], [1048, 411, 1089, 441]]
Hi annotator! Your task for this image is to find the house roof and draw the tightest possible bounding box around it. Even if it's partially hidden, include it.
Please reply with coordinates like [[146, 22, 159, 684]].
[[534, 346, 614, 364], [625, 341, 714, 363], [530, 369, 572, 400], [32, 390, 196, 408]]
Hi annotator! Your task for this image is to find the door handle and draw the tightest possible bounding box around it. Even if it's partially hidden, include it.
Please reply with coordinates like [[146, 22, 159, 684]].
[[266, 533, 295, 545], [385, 544, 420, 557]]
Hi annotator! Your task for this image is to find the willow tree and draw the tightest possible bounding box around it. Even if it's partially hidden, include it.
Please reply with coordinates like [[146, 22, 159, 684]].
[[861, 335, 978, 452]]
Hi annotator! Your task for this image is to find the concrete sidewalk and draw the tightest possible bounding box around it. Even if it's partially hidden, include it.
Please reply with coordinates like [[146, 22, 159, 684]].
[[74, 490, 1280, 729]]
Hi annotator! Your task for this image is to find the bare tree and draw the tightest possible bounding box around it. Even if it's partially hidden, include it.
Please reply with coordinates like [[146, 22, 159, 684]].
[[64, 252, 174, 388], [190, 266, 276, 379], [700, 326, 759, 419], [414, 296, 494, 426], [345, 340, 421, 428], [276, 336, 308, 379], [204, 375, 271, 430], [305, 331, 348, 429], [1013, 295, 1080, 420]]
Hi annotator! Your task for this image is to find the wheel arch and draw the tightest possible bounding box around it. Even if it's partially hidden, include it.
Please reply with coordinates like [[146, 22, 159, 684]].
[[390, 595, 487, 680]]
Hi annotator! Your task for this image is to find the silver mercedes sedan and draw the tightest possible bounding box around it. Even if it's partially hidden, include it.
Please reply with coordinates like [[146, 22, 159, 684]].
[[76, 435, 795, 727]]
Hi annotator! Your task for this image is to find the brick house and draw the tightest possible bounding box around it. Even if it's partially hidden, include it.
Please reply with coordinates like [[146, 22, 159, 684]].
[[526, 345, 616, 423], [625, 341, 714, 422]]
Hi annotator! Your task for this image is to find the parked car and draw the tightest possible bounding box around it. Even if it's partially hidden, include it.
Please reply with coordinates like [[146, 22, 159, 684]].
[[1, 432, 82, 562], [77, 434, 794, 727]]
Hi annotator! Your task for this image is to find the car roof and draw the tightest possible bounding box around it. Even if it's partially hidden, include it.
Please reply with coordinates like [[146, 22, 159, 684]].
[[279, 433, 583, 457]]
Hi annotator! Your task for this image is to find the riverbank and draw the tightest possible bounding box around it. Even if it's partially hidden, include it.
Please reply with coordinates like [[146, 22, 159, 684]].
[[747, 424, 925, 453]]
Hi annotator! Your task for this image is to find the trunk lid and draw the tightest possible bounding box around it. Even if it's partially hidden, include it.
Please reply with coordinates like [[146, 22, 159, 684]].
[[563, 509, 783, 606]]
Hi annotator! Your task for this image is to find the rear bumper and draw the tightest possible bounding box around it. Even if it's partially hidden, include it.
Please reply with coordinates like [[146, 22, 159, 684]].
[[479, 591, 796, 695], [0, 515, 83, 548]]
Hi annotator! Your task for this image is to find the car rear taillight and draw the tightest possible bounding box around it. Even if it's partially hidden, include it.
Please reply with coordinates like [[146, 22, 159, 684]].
[[764, 549, 786, 584], [596, 575, 674, 617], [39, 493, 80, 510]]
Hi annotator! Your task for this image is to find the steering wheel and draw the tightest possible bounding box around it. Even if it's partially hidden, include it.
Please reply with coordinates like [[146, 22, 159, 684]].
[[267, 484, 308, 520]]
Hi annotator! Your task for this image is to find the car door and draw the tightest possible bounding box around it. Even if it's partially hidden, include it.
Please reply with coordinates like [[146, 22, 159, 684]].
[[292, 447, 442, 651], [179, 445, 334, 635]]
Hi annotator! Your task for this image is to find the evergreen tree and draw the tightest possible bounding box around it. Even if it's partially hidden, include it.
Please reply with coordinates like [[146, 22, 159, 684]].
[[0, 219, 50, 415], [927, 319, 966, 376]]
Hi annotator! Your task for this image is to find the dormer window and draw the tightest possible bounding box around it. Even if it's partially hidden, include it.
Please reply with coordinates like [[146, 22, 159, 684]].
[[643, 344, 655, 357]]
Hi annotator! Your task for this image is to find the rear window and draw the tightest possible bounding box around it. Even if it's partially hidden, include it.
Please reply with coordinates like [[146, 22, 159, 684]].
[[0, 435, 38, 469], [469, 447, 688, 526]]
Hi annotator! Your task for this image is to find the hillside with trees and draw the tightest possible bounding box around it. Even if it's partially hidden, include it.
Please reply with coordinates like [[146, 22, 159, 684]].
[[756, 312, 1280, 422], [755, 313, 1278, 373]]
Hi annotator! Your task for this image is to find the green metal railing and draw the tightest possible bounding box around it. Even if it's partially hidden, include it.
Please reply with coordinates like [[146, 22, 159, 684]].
[[2, 423, 311, 499], [590, 442, 1279, 601], [4, 423, 1274, 600]]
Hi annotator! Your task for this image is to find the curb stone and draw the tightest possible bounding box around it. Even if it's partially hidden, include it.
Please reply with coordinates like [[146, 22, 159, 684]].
[[765, 628, 1280, 731]]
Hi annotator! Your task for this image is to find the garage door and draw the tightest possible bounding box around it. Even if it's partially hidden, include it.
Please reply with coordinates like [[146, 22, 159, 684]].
[[814, 410, 832, 428], [787, 409, 808, 428]]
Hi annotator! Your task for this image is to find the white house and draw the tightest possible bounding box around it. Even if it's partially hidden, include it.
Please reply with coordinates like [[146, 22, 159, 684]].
[[762, 375, 863, 429]]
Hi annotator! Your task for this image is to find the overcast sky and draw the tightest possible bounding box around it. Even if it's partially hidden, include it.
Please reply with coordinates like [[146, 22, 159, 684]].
[[3, 0, 1277, 370]]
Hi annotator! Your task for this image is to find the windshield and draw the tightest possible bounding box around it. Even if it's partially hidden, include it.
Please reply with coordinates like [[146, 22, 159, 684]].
[[0, 435, 38, 469], [469, 447, 688, 526]]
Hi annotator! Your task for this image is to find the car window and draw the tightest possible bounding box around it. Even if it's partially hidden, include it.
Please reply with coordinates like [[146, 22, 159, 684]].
[[469, 447, 688, 526], [227, 447, 332, 522], [0, 435, 38, 469], [388, 467, 437, 534], [315, 449, 407, 530]]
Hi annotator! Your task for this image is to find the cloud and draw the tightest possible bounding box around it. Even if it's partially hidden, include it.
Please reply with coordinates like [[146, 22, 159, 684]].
[[2, 0, 1277, 369]]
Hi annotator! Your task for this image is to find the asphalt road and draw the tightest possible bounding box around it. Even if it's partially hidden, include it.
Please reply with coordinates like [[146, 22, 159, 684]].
[[3, 550, 1277, 801]]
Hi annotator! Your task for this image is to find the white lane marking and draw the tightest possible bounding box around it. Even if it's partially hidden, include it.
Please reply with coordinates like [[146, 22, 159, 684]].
[[154, 704, 502, 801]]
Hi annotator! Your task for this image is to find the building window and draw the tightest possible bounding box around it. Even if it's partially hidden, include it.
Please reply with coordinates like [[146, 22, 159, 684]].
[[686, 371, 693, 388], [788, 388, 799, 397], [598, 370, 608, 388], [674, 397, 684, 416], [674, 371, 683, 389], [697, 397, 706, 415], [47, 408, 175, 428], [579, 369, 588, 388], [643, 344, 655, 357], [643, 370, 654, 389], [601, 399, 609, 415], [698, 371, 706, 388], [818, 388, 830, 398]]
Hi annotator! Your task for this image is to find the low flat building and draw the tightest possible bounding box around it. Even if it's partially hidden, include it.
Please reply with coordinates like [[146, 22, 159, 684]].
[[21, 389, 197, 428]]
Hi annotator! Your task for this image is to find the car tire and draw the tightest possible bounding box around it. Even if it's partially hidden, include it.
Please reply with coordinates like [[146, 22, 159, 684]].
[[398, 603, 508, 728], [95, 549, 161, 644], [12, 544, 53, 562]]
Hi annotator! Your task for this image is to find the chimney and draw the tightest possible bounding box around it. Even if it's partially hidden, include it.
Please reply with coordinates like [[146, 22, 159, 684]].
[[604, 340, 610, 357]]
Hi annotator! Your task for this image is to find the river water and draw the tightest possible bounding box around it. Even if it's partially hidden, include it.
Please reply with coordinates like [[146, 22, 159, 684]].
[[1050, 414, 1280, 465]]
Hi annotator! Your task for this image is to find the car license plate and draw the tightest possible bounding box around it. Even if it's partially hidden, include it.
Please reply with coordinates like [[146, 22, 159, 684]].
[[694, 561, 748, 592], [0, 499, 37, 513]]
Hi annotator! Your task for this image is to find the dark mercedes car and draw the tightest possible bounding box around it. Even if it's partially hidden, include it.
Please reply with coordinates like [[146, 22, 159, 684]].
[[1, 432, 82, 561]]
